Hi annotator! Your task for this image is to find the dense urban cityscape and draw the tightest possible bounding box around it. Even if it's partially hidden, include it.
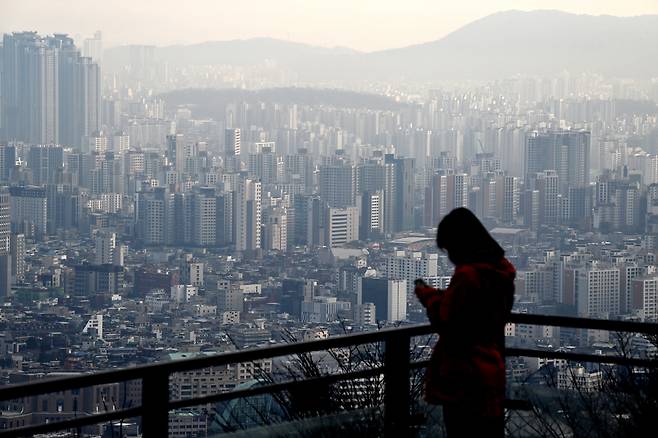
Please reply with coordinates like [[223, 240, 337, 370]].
[[0, 3, 658, 437]]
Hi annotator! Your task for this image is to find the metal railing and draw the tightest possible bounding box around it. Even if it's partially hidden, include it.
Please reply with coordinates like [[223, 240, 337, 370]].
[[0, 313, 657, 437]]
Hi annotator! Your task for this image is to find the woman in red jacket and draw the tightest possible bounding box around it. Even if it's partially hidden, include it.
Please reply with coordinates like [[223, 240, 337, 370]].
[[415, 208, 515, 438]]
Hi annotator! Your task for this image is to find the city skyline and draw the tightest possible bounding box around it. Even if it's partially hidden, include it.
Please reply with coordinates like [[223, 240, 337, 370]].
[[2, 1, 658, 51], [1, 3, 658, 435]]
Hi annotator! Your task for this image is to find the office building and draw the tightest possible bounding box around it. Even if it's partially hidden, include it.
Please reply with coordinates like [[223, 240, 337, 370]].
[[326, 206, 359, 247], [358, 277, 407, 322], [319, 163, 356, 208]]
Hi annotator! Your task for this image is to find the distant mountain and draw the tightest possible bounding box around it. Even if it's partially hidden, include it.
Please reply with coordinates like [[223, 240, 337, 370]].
[[105, 10, 658, 81], [367, 10, 658, 79]]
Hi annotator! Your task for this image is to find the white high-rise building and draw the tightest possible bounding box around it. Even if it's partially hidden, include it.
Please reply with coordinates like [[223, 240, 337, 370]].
[[83, 31, 103, 63], [95, 232, 116, 265], [576, 265, 620, 317], [355, 303, 376, 326], [112, 132, 130, 154], [263, 208, 287, 251], [0, 188, 10, 297], [387, 279, 408, 322], [301, 296, 339, 323], [88, 132, 109, 154], [234, 177, 261, 251], [358, 191, 384, 239], [386, 251, 439, 294], [225, 128, 241, 156], [326, 206, 359, 247], [447, 173, 469, 211]]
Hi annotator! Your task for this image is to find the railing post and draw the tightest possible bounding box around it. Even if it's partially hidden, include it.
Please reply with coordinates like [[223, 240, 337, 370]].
[[141, 369, 170, 437], [384, 332, 410, 436]]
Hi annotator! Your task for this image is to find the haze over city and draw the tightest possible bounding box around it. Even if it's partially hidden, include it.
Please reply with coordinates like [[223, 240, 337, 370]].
[[2, 0, 658, 50], [1, 1, 658, 437]]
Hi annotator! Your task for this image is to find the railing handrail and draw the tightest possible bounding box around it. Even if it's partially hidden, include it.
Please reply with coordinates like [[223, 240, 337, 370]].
[[0, 313, 656, 402]]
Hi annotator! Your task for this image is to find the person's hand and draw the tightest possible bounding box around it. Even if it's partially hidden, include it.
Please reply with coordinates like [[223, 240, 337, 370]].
[[414, 279, 435, 306]]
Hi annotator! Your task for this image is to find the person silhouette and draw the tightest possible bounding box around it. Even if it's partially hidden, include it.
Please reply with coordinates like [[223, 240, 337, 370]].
[[415, 208, 515, 438]]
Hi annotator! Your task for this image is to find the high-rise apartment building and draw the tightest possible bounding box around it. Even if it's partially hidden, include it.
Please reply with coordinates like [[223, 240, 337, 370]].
[[575, 265, 620, 318], [9, 185, 48, 240], [136, 187, 172, 246], [525, 130, 590, 194], [1, 32, 100, 147], [385, 251, 439, 295], [495, 175, 519, 223], [10, 233, 25, 285], [424, 171, 468, 226], [384, 154, 414, 233], [191, 187, 217, 247], [225, 128, 241, 157], [358, 190, 384, 240], [0, 188, 10, 297], [248, 144, 278, 185], [94, 231, 124, 266], [535, 170, 560, 225], [263, 208, 288, 251], [1, 32, 59, 144], [234, 176, 261, 252]]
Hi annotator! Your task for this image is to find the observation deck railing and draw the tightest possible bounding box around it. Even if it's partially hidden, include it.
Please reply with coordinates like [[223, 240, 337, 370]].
[[0, 313, 657, 437]]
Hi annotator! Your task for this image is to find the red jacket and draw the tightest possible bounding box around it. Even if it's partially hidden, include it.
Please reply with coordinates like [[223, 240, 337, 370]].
[[415, 258, 516, 417]]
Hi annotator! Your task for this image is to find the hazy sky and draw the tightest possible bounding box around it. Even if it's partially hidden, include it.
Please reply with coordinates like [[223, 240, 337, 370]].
[[2, 0, 658, 51]]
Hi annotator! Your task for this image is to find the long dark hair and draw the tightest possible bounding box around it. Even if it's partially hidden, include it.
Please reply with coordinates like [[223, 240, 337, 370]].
[[436, 208, 504, 265]]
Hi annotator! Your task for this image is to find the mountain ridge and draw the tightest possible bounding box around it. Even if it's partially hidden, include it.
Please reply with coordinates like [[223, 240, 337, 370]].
[[104, 10, 658, 80]]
